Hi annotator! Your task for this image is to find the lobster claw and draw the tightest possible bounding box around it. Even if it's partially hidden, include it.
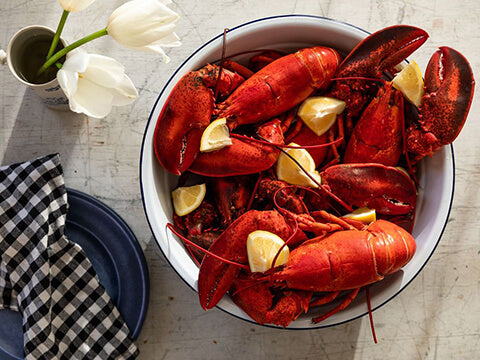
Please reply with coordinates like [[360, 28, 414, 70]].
[[198, 210, 293, 310], [338, 25, 429, 78], [332, 25, 428, 118], [230, 274, 312, 327], [189, 119, 284, 177], [344, 82, 404, 166], [154, 65, 244, 175], [407, 47, 475, 161], [321, 164, 417, 215]]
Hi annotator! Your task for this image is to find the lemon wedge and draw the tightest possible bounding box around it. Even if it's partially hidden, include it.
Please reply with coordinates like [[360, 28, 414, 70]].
[[392, 60, 424, 107], [200, 118, 232, 152], [343, 207, 376, 224], [276, 143, 321, 188], [297, 96, 346, 136], [247, 230, 290, 273], [171, 183, 206, 216]]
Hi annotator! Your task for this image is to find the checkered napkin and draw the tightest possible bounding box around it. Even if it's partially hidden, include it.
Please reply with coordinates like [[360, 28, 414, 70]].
[[0, 154, 138, 360]]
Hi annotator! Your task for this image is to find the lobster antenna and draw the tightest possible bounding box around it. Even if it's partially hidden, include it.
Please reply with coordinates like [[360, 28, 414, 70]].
[[214, 28, 229, 100], [401, 103, 419, 186], [229, 276, 270, 297], [366, 286, 378, 344], [166, 223, 250, 270], [212, 48, 288, 64], [246, 172, 263, 211], [331, 76, 387, 84], [269, 201, 300, 276], [230, 133, 344, 150]]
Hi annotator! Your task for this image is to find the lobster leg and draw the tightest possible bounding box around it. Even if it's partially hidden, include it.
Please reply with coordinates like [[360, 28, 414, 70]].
[[248, 50, 287, 72], [310, 291, 341, 307], [407, 47, 475, 162], [312, 288, 360, 323], [223, 60, 254, 79]]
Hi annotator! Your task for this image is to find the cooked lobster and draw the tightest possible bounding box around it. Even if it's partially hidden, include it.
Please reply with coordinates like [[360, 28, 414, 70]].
[[197, 210, 415, 327]]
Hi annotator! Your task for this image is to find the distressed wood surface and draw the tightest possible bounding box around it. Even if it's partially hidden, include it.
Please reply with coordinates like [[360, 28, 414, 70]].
[[1, 1, 479, 359]]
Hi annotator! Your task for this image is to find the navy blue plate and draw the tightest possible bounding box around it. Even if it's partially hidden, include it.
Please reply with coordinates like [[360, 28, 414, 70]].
[[0, 189, 149, 359]]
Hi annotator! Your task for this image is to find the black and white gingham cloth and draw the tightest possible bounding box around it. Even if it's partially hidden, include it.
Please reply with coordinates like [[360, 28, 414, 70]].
[[0, 154, 138, 359]]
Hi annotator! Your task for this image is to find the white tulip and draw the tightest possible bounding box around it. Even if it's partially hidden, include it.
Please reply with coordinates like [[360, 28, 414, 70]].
[[57, 50, 138, 118], [58, 0, 96, 12], [107, 0, 181, 63], [0, 49, 6, 65]]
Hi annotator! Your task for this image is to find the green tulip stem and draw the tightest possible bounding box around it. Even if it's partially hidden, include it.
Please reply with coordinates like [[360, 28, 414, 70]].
[[47, 10, 70, 60], [37, 28, 109, 75]]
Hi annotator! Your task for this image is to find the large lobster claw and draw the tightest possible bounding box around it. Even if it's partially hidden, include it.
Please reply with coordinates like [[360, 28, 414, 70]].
[[339, 25, 429, 78], [332, 25, 429, 117], [344, 82, 404, 166], [198, 210, 292, 310], [189, 119, 284, 177], [230, 274, 312, 327], [407, 47, 475, 161], [154, 65, 244, 175], [321, 164, 417, 215]]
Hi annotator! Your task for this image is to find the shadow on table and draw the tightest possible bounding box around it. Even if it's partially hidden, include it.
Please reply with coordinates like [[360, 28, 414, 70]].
[[1, 88, 85, 166], [141, 237, 364, 360]]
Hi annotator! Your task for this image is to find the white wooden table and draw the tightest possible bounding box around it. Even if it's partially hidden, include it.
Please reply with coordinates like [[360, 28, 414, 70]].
[[1, 1, 479, 359]]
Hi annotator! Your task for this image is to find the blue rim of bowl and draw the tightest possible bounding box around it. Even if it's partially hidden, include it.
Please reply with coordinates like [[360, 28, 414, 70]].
[[67, 189, 150, 338], [139, 14, 456, 329]]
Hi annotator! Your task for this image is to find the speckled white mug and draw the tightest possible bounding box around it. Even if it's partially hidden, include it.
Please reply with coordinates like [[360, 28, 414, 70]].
[[6, 25, 69, 110]]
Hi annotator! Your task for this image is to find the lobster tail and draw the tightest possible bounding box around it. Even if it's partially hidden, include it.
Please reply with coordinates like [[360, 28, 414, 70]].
[[218, 46, 340, 128], [271, 220, 416, 292], [367, 220, 416, 276], [298, 46, 341, 88]]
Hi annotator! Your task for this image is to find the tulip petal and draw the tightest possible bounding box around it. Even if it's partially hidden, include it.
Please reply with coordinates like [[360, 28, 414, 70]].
[[58, 0, 96, 12], [62, 49, 90, 74], [111, 74, 139, 106], [69, 77, 114, 118], [56, 50, 90, 98], [82, 54, 125, 88], [57, 68, 78, 98], [149, 31, 181, 47], [107, 0, 181, 60]]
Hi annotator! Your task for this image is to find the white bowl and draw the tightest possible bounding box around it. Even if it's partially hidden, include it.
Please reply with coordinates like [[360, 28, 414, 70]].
[[140, 15, 454, 329]]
